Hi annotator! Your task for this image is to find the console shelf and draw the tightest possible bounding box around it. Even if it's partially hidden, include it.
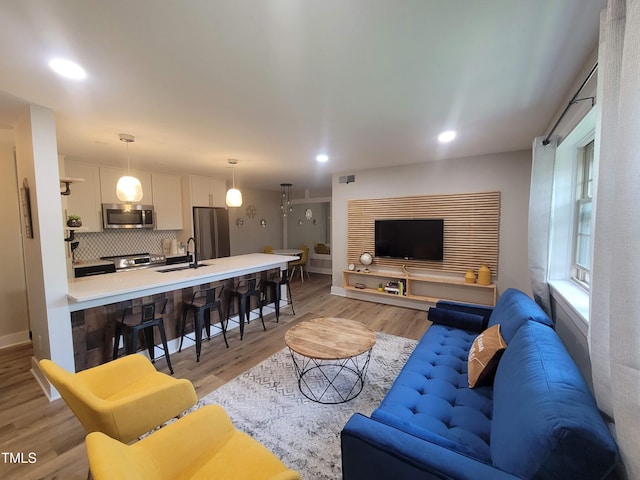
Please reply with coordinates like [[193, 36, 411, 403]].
[[343, 270, 496, 308]]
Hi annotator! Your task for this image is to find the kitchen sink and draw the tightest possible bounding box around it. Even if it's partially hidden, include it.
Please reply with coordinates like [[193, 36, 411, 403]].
[[156, 262, 214, 273], [156, 265, 192, 273]]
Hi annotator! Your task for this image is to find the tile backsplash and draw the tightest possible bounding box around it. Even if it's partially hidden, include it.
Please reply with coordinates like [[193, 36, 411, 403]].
[[73, 230, 177, 261]]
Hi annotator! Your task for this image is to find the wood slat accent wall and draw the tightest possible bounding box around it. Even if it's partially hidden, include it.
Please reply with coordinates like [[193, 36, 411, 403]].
[[347, 191, 501, 275]]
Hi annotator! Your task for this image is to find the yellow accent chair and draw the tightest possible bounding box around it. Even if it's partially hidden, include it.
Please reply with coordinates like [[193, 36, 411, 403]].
[[86, 404, 301, 480], [39, 355, 198, 444], [289, 245, 310, 282]]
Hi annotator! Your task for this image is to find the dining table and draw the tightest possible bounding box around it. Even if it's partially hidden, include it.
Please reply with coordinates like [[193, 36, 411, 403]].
[[272, 248, 303, 256]]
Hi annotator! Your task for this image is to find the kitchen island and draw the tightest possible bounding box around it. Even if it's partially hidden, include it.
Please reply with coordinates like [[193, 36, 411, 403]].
[[68, 253, 298, 371], [68, 253, 298, 311]]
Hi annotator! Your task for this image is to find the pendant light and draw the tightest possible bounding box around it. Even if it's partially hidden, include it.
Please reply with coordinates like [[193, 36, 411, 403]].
[[226, 159, 242, 207], [116, 133, 143, 202], [280, 183, 294, 217]]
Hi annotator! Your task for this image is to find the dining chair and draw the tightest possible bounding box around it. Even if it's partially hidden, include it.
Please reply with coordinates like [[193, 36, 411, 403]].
[[289, 245, 310, 282]]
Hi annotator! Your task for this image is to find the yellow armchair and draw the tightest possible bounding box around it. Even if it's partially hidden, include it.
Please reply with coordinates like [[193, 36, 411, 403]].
[[86, 404, 301, 480], [39, 355, 197, 443]]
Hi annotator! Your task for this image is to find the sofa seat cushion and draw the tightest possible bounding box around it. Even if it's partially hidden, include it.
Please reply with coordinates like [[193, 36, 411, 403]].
[[487, 288, 554, 342], [491, 322, 618, 479], [372, 324, 493, 462]]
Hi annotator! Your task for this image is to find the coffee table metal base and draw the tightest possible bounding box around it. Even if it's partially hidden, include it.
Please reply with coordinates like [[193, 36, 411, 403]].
[[287, 348, 373, 404]]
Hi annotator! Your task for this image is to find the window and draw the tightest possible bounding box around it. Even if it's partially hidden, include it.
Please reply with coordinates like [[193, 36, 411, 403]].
[[548, 107, 597, 327], [573, 140, 594, 287]]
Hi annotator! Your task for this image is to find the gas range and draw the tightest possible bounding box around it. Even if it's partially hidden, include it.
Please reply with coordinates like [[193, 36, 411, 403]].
[[100, 252, 166, 271]]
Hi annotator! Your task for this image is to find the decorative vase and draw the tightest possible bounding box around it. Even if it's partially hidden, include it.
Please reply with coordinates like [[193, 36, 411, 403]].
[[478, 264, 491, 285], [464, 269, 476, 284]]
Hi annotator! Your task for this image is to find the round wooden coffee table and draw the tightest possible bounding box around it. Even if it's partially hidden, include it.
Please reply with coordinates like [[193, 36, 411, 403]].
[[284, 317, 376, 404]]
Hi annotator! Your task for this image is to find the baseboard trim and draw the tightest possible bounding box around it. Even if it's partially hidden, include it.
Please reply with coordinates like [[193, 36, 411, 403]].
[[0, 331, 31, 350], [32, 357, 60, 401], [331, 286, 346, 296]]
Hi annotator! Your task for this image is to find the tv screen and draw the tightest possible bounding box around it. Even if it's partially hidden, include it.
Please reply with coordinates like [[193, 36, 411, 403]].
[[375, 219, 444, 261]]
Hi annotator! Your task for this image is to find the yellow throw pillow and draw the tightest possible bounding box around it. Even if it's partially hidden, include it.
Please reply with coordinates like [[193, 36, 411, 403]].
[[468, 324, 507, 388]]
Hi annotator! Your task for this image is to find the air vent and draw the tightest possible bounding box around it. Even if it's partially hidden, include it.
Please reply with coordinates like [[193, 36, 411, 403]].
[[339, 174, 355, 184]]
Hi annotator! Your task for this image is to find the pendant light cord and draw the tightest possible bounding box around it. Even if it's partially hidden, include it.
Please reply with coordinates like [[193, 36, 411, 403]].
[[126, 141, 131, 175]]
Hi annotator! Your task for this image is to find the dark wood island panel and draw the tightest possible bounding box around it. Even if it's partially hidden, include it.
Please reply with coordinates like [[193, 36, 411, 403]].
[[71, 270, 281, 371]]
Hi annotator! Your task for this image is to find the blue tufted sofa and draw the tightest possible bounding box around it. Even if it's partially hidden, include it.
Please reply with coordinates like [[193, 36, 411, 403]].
[[341, 288, 619, 480]]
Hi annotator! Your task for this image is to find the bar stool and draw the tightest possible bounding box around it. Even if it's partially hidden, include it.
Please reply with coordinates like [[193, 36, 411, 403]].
[[225, 276, 265, 340], [262, 269, 295, 322], [112, 298, 174, 374], [179, 286, 227, 362]]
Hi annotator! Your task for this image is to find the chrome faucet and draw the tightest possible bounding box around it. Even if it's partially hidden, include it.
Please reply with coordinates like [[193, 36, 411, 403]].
[[186, 236, 199, 268]]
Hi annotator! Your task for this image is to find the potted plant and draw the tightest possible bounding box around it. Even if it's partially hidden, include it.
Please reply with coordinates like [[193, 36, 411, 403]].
[[67, 214, 82, 228], [378, 283, 384, 292]]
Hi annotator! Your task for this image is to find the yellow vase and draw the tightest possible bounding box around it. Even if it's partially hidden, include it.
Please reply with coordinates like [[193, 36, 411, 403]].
[[464, 269, 476, 284], [478, 264, 491, 285]]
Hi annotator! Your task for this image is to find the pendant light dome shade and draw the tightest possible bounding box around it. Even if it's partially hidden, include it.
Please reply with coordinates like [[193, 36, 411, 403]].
[[116, 175, 143, 202], [225, 159, 242, 207], [116, 133, 143, 202], [226, 187, 242, 207]]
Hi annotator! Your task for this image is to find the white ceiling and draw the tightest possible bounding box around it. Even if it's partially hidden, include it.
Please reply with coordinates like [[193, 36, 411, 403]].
[[0, 0, 605, 192]]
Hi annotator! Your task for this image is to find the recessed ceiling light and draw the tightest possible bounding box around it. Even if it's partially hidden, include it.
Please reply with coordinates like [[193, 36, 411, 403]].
[[438, 130, 456, 143], [48, 58, 87, 80], [316, 154, 329, 163]]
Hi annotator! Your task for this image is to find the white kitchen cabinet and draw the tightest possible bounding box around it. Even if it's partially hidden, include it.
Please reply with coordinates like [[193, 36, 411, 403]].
[[99, 166, 153, 205], [178, 175, 227, 242], [187, 175, 226, 207], [151, 173, 183, 230], [64, 162, 102, 232]]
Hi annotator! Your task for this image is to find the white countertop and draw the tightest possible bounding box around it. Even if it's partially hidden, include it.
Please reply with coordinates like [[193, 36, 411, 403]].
[[67, 253, 298, 312]]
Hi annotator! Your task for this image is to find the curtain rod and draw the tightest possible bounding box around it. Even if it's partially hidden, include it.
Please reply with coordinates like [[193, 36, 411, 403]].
[[542, 62, 598, 146]]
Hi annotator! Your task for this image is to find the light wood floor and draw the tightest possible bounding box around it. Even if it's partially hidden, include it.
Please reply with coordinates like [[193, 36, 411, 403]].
[[0, 273, 430, 480]]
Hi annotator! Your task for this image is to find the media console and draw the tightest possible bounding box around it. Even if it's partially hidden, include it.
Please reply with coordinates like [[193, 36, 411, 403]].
[[343, 269, 497, 308]]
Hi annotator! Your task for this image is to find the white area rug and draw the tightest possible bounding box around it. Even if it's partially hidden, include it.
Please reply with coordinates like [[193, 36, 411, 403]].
[[199, 332, 418, 479]]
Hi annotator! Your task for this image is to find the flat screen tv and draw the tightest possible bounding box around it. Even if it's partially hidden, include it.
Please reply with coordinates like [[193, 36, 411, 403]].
[[374, 219, 444, 261]]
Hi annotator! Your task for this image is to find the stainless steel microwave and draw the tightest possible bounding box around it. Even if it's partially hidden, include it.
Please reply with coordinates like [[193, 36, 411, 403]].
[[102, 204, 155, 229]]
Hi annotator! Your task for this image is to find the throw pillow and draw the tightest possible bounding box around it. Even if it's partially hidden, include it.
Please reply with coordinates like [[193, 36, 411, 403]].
[[468, 324, 506, 388]]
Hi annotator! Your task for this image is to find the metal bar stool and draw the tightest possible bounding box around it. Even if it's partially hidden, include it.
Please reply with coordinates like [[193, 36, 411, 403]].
[[179, 286, 227, 361], [225, 276, 265, 340], [113, 298, 174, 374], [262, 269, 295, 322]]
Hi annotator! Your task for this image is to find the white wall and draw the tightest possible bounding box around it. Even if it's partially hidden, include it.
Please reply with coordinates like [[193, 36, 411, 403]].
[[287, 201, 330, 249], [227, 187, 283, 255], [0, 143, 30, 348], [331, 150, 533, 296]]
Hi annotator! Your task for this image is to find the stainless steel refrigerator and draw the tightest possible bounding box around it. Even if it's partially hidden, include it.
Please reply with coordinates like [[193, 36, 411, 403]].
[[193, 207, 230, 260]]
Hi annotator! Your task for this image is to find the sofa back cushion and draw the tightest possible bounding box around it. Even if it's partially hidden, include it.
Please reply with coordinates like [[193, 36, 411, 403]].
[[487, 288, 553, 343], [490, 322, 618, 479]]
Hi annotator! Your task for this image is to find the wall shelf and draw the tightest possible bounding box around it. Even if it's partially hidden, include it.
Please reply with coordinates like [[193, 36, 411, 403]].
[[60, 176, 85, 196], [343, 269, 497, 308]]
